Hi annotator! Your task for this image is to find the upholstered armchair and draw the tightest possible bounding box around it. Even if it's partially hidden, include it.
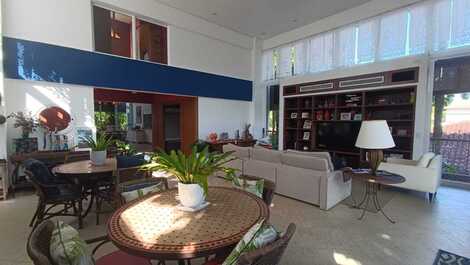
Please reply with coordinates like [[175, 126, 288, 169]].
[[378, 152, 442, 202]]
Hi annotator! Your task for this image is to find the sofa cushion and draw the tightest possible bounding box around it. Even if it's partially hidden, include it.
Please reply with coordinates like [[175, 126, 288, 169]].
[[50, 221, 94, 265], [428, 155, 442, 169], [417, 152, 435, 168], [223, 144, 250, 159], [120, 182, 162, 203], [232, 176, 264, 198], [251, 148, 281, 163], [281, 153, 329, 171], [285, 150, 334, 171]]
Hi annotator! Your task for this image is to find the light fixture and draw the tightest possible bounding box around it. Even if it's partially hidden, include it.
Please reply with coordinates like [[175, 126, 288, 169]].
[[355, 120, 395, 175], [110, 11, 121, 39]]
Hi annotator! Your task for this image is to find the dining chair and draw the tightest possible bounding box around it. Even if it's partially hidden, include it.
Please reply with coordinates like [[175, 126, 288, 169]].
[[239, 175, 276, 206], [203, 223, 296, 265], [23, 159, 84, 229], [27, 220, 152, 265]]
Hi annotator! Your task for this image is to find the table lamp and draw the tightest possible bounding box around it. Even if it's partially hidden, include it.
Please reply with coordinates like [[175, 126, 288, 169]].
[[355, 120, 395, 175]]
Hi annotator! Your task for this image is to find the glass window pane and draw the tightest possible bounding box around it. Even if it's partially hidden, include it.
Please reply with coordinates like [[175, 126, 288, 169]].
[[433, 0, 452, 51], [450, 0, 470, 48], [277, 45, 293, 78], [93, 6, 132, 58], [136, 19, 168, 64], [409, 5, 428, 55]]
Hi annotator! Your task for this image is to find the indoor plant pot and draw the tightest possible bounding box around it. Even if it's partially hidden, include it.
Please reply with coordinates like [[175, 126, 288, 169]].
[[178, 182, 205, 208], [90, 150, 107, 166], [144, 146, 237, 208]]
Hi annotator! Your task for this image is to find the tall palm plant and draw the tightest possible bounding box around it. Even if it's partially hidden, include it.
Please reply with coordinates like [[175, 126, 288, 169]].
[[144, 146, 236, 194]]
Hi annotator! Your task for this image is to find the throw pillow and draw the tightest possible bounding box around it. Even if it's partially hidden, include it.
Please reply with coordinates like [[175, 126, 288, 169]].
[[121, 182, 161, 203], [50, 221, 95, 265], [232, 176, 264, 198], [417, 152, 435, 168], [222, 219, 278, 265]]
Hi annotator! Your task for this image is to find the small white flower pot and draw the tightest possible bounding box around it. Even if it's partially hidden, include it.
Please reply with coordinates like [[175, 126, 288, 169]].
[[178, 183, 205, 208], [90, 150, 107, 166]]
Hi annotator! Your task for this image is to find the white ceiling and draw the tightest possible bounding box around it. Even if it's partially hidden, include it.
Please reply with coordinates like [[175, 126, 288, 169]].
[[154, 0, 372, 39]]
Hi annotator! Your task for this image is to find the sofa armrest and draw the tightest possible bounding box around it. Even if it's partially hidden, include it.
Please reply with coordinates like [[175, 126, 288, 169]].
[[379, 162, 441, 193], [320, 171, 352, 210], [385, 158, 418, 166]]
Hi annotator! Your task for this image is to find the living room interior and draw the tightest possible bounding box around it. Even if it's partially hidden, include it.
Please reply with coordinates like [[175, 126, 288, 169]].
[[0, 0, 469, 265]]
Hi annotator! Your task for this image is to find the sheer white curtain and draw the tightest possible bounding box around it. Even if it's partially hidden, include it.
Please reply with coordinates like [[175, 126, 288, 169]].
[[278, 45, 292, 78], [307, 32, 334, 73], [261, 50, 275, 81], [409, 4, 429, 55], [378, 10, 408, 59], [336, 26, 356, 67], [293, 41, 307, 75], [357, 20, 378, 64], [450, 0, 470, 47]]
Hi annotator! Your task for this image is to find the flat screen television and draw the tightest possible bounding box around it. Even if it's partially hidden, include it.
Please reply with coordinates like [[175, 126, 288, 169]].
[[316, 122, 361, 151]]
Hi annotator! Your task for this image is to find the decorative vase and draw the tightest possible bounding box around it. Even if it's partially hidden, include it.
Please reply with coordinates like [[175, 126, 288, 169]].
[[90, 150, 107, 165], [178, 182, 205, 208]]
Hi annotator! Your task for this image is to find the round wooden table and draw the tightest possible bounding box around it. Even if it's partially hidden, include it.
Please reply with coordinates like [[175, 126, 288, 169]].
[[53, 158, 117, 227], [343, 169, 405, 223], [53, 158, 116, 178], [107, 186, 269, 263]]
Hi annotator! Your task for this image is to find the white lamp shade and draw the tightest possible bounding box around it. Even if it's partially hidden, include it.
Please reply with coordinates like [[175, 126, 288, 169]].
[[355, 120, 395, 149]]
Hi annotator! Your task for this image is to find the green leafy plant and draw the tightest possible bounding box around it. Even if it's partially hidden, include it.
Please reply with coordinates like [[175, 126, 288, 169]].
[[81, 133, 113, 151], [115, 140, 137, 156], [7, 111, 40, 138], [143, 146, 236, 194], [94, 111, 111, 132]]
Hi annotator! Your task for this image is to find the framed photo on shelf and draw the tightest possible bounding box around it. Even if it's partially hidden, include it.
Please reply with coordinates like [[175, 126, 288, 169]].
[[340, 112, 352, 120], [397, 129, 408, 136], [303, 132, 310, 140], [290, 112, 298, 119], [303, 120, 312, 129], [301, 112, 310, 119], [353, 114, 362, 121]]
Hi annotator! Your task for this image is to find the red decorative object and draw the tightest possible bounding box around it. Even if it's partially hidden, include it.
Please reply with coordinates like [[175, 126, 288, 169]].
[[38, 106, 71, 132]]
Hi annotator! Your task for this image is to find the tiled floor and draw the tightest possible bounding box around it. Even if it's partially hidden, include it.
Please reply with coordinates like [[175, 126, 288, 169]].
[[1, 179, 469, 265]]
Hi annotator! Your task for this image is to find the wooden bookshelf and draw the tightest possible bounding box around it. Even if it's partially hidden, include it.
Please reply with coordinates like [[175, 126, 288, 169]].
[[283, 68, 418, 167]]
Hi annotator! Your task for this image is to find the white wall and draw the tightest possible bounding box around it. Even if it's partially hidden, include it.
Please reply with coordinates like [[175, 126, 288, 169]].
[[4, 80, 95, 152], [169, 26, 252, 80], [278, 56, 431, 159], [2, 0, 95, 153], [198, 97, 251, 139], [2, 0, 255, 146], [0, 2, 7, 160]]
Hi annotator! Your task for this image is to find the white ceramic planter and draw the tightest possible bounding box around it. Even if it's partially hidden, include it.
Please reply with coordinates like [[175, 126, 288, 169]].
[[178, 183, 205, 208], [90, 150, 107, 166]]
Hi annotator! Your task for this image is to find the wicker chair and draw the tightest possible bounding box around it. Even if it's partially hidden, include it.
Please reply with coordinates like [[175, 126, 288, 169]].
[[27, 220, 151, 265], [24, 159, 84, 229], [203, 223, 296, 265], [239, 175, 276, 206]]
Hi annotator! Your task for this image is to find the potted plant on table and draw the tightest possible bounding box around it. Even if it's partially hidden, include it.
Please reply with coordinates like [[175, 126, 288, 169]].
[[144, 146, 236, 208], [82, 133, 113, 165]]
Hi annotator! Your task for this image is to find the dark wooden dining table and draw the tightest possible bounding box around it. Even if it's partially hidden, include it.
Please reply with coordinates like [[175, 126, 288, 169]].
[[107, 186, 269, 264], [53, 158, 117, 226]]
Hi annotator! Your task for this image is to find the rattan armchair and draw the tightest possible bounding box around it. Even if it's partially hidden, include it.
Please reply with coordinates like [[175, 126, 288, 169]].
[[24, 159, 84, 229], [27, 220, 151, 265], [204, 223, 296, 265]]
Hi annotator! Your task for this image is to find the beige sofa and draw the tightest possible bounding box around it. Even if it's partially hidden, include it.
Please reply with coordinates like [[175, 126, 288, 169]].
[[222, 144, 351, 210]]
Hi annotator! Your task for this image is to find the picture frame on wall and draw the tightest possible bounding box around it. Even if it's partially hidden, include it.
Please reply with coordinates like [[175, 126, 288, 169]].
[[76, 128, 93, 149], [340, 112, 352, 120], [303, 132, 310, 140]]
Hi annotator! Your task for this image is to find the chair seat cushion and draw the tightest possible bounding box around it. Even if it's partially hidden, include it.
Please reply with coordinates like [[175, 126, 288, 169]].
[[116, 154, 146, 169], [50, 221, 95, 265], [232, 176, 264, 198], [222, 219, 278, 265], [120, 182, 162, 203], [96, 251, 151, 265]]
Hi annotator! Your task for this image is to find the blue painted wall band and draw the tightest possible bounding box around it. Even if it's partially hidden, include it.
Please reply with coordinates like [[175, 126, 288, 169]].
[[2, 37, 253, 101]]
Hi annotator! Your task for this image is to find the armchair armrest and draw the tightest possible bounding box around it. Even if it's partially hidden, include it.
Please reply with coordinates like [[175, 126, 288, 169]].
[[385, 158, 418, 166], [85, 235, 110, 255]]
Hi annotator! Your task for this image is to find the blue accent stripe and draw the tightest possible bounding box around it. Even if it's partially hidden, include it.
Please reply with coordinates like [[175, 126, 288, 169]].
[[2, 37, 252, 101]]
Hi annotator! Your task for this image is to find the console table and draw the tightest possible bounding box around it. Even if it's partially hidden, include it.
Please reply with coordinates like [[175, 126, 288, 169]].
[[208, 139, 257, 153]]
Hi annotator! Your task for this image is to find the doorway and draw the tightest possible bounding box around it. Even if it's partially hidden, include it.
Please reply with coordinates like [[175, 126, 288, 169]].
[[431, 57, 470, 183], [163, 105, 181, 152]]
